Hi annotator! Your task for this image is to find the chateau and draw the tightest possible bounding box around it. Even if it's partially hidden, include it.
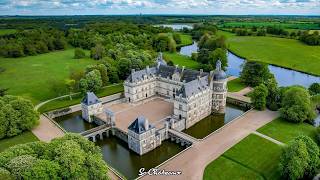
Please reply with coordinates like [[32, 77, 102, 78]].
[[81, 53, 228, 155]]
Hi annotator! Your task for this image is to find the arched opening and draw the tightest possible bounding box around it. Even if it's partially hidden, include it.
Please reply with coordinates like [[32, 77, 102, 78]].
[[128, 97, 131, 102], [146, 93, 147, 98], [179, 114, 182, 119]]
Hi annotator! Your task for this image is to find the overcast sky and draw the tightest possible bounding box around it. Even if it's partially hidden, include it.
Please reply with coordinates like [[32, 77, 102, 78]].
[[0, 0, 319, 15]]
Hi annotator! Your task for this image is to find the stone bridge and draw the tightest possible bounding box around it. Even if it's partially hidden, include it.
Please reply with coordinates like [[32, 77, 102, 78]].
[[168, 129, 198, 147], [80, 124, 112, 142]]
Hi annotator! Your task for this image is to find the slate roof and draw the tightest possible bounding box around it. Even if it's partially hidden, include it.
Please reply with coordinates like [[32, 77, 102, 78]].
[[128, 116, 154, 134], [213, 60, 227, 81], [177, 75, 209, 98], [81, 92, 101, 106]]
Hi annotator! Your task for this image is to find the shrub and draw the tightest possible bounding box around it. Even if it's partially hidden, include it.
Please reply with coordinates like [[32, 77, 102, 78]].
[[250, 84, 268, 110], [280, 86, 316, 123], [0, 167, 13, 180], [309, 83, 320, 96], [74, 48, 86, 59]]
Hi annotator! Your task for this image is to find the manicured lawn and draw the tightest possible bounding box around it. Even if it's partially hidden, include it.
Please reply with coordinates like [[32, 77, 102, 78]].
[[0, 29, 16, 35], [258, 117, 317, 144], [38, 84, 124, 113], [227, 78, 247, 92], [204, 156, 262, 180], [163, 52, 200, 69], [0, 49, 96, 104], [0, 131, 39, 152], [204, 134, 282, 180], [219, 31, 320, 76], [178, 33, 193, 46]]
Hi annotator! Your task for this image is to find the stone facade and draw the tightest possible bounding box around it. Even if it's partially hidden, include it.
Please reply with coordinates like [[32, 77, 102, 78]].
[[127, 116, 161, 155], [81, 92, 104, 123], [124, 53, 227, 129]]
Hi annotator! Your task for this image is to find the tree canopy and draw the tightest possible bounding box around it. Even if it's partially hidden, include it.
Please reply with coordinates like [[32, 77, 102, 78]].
[[0, 134, 109, 180], [240, 61, 272, 87], [249, 84, 268, 110]]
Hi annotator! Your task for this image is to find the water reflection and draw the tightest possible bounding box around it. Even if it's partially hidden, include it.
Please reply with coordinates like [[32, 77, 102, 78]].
[[54, 111, 98, 133], [179, 43, 320, 87], [96, 137, 185, 179], [155, 24, 193, 30], [183, 104, 246, 139]]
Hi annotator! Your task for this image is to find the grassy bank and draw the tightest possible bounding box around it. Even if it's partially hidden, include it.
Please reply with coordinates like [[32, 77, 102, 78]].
[[204, 134, 282, 180], [38, 84, 124, 113], [219, 31, 320, 76], [0, 29, 16, 35], [0, 49, 95, 104], [163, 52, 200, 70], [178, 33, 193, 47], [0, 131, 39, 152], [257, 118, 317, 144], [227, 78, 247, 92]]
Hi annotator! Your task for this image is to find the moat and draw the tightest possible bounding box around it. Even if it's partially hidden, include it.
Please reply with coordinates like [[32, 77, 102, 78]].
[[53, 104, 245, 179]]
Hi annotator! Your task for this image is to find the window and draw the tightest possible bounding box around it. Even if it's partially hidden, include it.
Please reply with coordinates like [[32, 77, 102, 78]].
[[179, 104, 182, 110]]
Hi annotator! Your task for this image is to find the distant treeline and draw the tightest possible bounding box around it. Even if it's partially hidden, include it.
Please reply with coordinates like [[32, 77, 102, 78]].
[[231, 26, 320, 46]]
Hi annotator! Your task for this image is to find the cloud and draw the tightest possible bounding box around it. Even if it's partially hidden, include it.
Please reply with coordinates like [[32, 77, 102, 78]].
[[0, 0, 319, 15]]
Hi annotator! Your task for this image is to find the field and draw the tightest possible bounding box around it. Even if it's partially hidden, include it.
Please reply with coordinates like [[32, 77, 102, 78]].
[[222, 22, 320, 30], [178, 33, 193, 46], [0, 49, 96, 104], [257, 118, 317, 144], [219, 31, 320, 76], [38, 84, 124, 113], [163, 52, 200, 69], [0, 131, 39, 152], [0, 29, 16, 35], [204, 134, 282, 180], [227, 78, 246, 92]]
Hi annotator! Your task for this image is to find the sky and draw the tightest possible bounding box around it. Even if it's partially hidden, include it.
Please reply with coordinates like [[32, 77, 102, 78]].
[[0, 0, 319, 16]]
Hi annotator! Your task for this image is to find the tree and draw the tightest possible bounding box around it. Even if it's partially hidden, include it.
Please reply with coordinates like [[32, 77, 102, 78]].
[[74, 48, 86, 59], [167, 60, 174, 66], [280, 86, 316, 123], [86, 64, 109, 86], [0, 167, 13, 180], [240, 61, 272, 87], [264, 76, 280, 111], [22, 159, 60, 180], [168, 38, 177, 53], [90, 44, 105, 60], [279, 138, 309, 180], [210, 48, 227, 70], [173, 33, 181, 44], [0, 96, 39, 139], [249, 84, 268, 110], [309, 83, 320, 95], [279, 136, 319, 180], [79, 70, 103, 93], [65, 79, 76, 100], [0, 88, 8, 97], [5, 155, 37, 179]]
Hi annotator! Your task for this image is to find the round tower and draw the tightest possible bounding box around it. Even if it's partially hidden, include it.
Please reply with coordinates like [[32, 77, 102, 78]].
[[211, 60, 227, 113]]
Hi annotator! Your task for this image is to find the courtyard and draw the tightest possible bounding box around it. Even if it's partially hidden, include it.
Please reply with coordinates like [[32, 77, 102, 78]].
[[104, 97, 174, 132]]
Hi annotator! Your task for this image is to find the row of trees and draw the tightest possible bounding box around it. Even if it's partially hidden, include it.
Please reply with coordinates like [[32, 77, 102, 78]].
[[0, 134, 109, 180], [0, 29, 67, 58], [0, 96, 39, 139], [241, 61, 316, 123]]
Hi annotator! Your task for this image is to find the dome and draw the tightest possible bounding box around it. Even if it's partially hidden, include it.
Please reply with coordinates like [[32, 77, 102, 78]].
[[213, 70, 227, 80], [213, 59, 227, 80]]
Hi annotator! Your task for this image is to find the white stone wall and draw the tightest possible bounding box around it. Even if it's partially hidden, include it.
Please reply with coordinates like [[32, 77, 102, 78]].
[[128, 128, 160, 155], [81, 102, 103, 123]]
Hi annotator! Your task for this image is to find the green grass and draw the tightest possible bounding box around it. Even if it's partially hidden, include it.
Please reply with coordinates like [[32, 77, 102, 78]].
[[204, 156, 262, 180], [163, 52, 200, 69], [178, 33, 193, 46], [204, 134, 282, 180], [258, 118, 317, 144], [38, 84, 124, 113], [228, 78, 247, 92], [311, 94, 320, 107], [0, 49, 96, 104], [218, 30, 320, 76], [0, 29, 16, 35], [0, 131, 39, 152]]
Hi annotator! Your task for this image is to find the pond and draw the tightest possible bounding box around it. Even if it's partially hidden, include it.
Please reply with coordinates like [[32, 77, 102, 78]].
[[183, 104, 247, 139], [155, 24, 193, 30], [54, 111, 98, 133], [179, 42, 320, 87], [96, 137, 185, 179]]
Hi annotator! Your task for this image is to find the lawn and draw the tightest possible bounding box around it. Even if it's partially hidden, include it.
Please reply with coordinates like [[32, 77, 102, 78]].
[[222, 22, 320, 30], [228, 78, 247, 92], [0, 49, 96, 104], [257, 117, 317, 144], [0, 131, 39, 152], [0, 29, 16, 35], [219, 31, 320, 76], [178, 33, 193, 46], [204, 134, 282, 180], [163, 52, 200, 70], [38, 83, 124, 113]]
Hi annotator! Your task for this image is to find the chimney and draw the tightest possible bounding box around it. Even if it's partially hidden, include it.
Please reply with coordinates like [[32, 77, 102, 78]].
[[146, 66, 150, 73], [131, 69, 135, 74], [175, 64, 179, 69], [144, 119, 149, 131], [200, 69, 203, 75], [157, 62, 161, 69], [182, 66, 185, 72]]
